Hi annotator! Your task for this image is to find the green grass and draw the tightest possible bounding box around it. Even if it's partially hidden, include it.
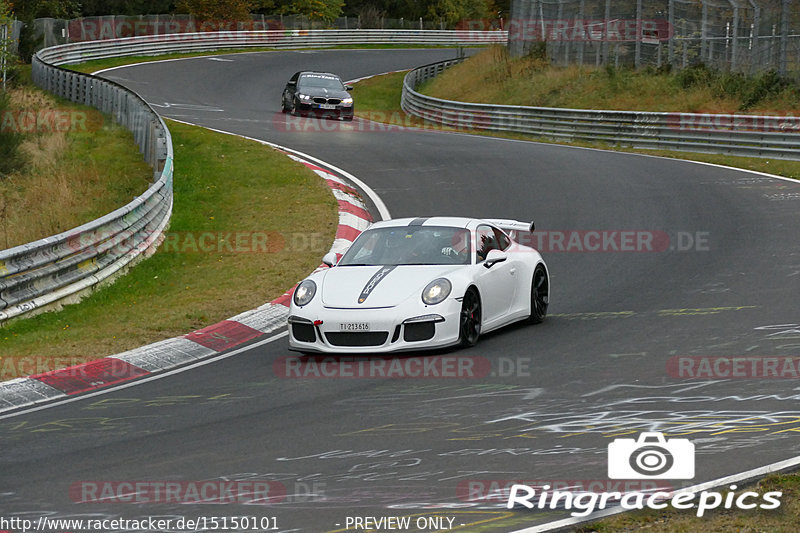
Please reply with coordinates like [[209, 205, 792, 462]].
[[0, 119, 337, 369], [0, 73, 152, 248], [351, 70, 800, 181], [422, 46, 800, 113], [575, 473, 800, 532]]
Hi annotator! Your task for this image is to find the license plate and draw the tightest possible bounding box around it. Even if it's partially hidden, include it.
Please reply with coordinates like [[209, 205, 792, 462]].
[[339, 322, 370, 331], [318, 104, 336, 110]]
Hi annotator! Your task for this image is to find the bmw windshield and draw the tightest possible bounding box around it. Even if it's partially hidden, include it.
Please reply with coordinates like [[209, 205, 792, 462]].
[[338, 226, 471, 266], [299, 74, 346, 91]]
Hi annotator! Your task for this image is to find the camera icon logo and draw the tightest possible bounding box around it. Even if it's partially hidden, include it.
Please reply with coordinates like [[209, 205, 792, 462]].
[[608, 432, 695, 479]]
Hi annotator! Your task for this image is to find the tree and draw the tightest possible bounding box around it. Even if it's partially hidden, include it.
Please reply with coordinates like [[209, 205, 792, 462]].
[[79, 0, 178, 16], [426, 0, 490, 27], [13, 0, 80, 61], [176, 0, 267, 22], [0, 1, 22, 177], [291, 0, 343, 23], [1, 0, 16, 87]]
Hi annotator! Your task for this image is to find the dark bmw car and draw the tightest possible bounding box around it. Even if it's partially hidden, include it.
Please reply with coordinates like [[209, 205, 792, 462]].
[[281, 71, 354, 121]]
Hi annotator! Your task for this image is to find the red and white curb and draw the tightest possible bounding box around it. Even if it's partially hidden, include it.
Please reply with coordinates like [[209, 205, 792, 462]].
[[0, 150, 375, 413]]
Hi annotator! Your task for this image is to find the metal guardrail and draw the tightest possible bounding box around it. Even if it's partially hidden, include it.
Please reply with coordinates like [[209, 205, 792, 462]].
[[41, 29, 507, 65], [0, 30, 504, 324], [402, 58, 800, 161], [0, 46, 174, 323]]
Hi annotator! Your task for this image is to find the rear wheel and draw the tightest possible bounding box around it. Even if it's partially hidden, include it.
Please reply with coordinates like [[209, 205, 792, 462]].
[[528, 263, 549, 324], [458, 288, 482, 347]]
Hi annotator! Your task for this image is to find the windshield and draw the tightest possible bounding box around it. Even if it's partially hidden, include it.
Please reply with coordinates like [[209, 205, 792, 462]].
[[298, 74, 345, 91], [338, 226, 471, 266]]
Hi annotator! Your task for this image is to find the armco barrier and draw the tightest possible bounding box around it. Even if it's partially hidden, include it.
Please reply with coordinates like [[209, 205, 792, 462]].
[[402, 59, 800, 161], [39, 29, 507, 66], [0, 43, 174, 323], [0, 30, 504, 324]]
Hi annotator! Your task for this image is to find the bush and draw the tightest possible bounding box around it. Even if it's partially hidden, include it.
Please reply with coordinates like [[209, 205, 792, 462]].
[[676, 63, 795, 111], [0, 91, 23, 177]]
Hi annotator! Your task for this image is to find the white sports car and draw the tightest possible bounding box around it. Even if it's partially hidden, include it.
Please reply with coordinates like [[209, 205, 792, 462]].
[[287, 217, 549, 354]]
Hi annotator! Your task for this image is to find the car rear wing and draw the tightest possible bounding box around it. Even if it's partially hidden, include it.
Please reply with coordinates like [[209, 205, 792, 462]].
[[485, 218, 537, 248], [485, 219, 536, 233]]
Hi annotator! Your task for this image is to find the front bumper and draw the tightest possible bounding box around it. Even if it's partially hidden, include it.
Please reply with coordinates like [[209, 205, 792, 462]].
[[296, 102, 354, 119], [287, 300, 462, 354]]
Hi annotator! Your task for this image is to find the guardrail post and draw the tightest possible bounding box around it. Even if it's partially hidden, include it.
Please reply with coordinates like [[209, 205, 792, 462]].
[[635, 0, 642, 68], [668, 0, 675, 66], [779, 0, 789, 75], [603, 0, 611, 65]]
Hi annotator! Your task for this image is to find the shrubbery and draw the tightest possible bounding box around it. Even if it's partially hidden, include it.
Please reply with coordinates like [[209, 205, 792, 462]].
[[675, 63, 794, 111], [0, 90, 23, 177]]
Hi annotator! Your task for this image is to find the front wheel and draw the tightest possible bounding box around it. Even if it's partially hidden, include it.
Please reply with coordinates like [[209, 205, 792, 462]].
[[458, 288, 482, 347], [528, 263, 549, 324]]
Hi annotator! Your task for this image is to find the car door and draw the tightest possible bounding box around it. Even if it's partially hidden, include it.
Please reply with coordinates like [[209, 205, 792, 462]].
[[473, 224, 517, 328]]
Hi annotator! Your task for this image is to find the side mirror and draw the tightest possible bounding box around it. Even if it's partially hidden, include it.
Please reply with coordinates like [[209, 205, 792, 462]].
[[345, 85, 354, 92], [483, 249, 508, 268], [322, 252, 338, 267], [529, 220, 535, 232]]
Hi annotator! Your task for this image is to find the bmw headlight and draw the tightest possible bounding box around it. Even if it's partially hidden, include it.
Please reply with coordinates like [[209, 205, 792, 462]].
[[342, 97, 353, 106], [298, 94, 312, 102], [293, 280, 317, 307], [422, 278, 452, 305]]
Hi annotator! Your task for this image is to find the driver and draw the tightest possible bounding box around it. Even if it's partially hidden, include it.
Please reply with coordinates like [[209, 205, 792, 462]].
[[441, 230, 469, 259]]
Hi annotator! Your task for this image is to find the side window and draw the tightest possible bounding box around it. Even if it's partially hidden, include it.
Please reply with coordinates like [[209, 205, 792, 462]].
[[476, 225, 499, 263], [289, 72, 300, 83], [493, 227, 511, 251]]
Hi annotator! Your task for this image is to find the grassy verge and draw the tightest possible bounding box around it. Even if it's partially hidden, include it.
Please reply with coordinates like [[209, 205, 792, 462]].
[[0, 119, 337, 371], [0, 72, 152, 248], [422, 46, 800, 113], [351, 71, 800, 181], [576, 473, 800, 532]]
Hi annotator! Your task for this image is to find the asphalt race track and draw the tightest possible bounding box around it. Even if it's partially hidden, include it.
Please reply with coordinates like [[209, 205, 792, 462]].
[[2, 48, 800, 532]]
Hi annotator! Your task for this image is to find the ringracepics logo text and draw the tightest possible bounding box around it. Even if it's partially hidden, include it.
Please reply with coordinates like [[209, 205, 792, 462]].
[[506, 433, 782, 517], [506, 483, 781, 517]]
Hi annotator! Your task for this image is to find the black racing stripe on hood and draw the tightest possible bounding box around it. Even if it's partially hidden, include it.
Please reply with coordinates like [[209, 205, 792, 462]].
[[408, 217, 429, 226], [358, 265, 398, 304]]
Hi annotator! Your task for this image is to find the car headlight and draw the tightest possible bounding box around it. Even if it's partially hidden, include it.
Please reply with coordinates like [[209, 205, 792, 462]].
[[422, 278, 452, 305], [298, 94, 312, 102], [342, 97, 353, 105], [293, 280, 317, 306]]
